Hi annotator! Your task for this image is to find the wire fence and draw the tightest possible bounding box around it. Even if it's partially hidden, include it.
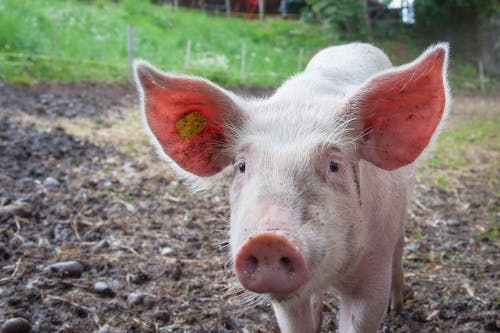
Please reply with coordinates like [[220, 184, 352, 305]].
[[0, 25, 312, 85], [0, 42, 490, 91]]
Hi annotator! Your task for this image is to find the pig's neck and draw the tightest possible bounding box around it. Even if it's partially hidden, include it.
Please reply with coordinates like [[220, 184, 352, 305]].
[[360, 160, 415, 232], [344, 160, 415, 290]]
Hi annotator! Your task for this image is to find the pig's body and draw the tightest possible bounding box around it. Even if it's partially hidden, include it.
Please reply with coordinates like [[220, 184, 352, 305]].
[[134, 43, 450, 332], [230, 44, 415, 332]]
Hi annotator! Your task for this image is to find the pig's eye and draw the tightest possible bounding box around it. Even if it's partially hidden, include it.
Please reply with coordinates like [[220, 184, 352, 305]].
[[238, 161, 246, 173], [329, 161, 339, 173]]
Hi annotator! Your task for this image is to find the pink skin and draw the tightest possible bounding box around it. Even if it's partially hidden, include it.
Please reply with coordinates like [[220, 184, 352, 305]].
[[232, 203, 310, 295], [230, 149, 413, 333], [231, 203, 323, 333], [333, 160, 414, 333], [234, 232, 307, 294], [134, 43, 449, 333]]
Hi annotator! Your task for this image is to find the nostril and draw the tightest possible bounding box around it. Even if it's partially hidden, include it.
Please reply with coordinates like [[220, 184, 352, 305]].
[[279, 256, 294, 273], [244, 255, 259, 274]]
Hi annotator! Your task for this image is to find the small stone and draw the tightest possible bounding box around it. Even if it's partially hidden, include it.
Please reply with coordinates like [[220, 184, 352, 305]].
[[160, 247, 174, 255], [0, 201, 33, 220], [43, 177, 60, 188], [12, 202, 33, 218], [439, 309, 456, 320], [99, 324, 112, 333], [44, 260, 83, 278], [122, 162, 135, 173], [96, 240, 109, 249], [404, 243, 422, 252], [127, 292, 144, 306], [36, 103, 47, 113], [94, 281, 116, 297], [152, 311, 170, 323], [1, 317, 31, 333], [120, 200, 135, 213], [142, 295, 156, 309]]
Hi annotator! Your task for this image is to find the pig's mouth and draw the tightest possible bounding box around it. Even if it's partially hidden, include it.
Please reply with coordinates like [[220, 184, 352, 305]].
[[234, 231, 309, 296]]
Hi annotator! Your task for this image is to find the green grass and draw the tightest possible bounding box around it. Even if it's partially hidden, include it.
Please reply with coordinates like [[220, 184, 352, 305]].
[[0, 0, 497, 89], [428, 118, 499, 167], [488, 214, 498, 241], [420, 114, 500, 187], [0, 0, 328, 85]]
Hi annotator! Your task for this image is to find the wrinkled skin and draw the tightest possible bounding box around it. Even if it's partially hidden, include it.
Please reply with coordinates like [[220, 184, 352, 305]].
[[134, 43, 450, 332]]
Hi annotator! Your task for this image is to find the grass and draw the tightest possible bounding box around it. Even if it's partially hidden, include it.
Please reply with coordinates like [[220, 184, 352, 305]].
[[419, 110, 500, 188], [1, 0, 497, 89], [488, 214, 498, 241], [0, 0, 328, 85]]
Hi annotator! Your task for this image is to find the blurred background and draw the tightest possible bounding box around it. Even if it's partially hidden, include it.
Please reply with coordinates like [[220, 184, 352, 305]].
[[0, 0, 498, 90]]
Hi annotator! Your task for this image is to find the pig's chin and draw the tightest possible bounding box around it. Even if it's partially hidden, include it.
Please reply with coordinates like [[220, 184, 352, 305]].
[[268, 282, 311, 302]]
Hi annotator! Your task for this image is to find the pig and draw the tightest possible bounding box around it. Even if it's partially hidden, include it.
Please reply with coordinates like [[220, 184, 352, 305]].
[[133, 42, 450, 333]]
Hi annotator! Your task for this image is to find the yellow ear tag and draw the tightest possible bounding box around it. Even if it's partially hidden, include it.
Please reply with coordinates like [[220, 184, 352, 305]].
[[175, 111, 207, 140]]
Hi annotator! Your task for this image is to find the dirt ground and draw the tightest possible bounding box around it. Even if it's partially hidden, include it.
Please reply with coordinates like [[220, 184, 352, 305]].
[[0, 81, 498, 333]]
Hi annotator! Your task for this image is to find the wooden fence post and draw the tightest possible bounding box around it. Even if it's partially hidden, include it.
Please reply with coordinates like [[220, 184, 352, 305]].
[[184, 40, 192, 70], [127, 25, 134, 78], [258, 0, 264, 20], [297, 48, 304, 72], [240, 43, 247, 81], [478, 59, 485, 92], [225, 0, 231, 16], [51, 23, 58, 73]]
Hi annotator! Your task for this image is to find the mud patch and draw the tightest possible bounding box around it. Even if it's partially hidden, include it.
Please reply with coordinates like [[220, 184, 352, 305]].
[[0, 82, 498, 332]]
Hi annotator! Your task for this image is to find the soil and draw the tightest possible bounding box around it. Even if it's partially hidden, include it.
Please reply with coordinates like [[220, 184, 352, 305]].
[[0, 81, 498, 333]]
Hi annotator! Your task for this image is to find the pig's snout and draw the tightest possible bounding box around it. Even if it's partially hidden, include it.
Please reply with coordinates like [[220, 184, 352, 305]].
[[234, 233, 307, 294]]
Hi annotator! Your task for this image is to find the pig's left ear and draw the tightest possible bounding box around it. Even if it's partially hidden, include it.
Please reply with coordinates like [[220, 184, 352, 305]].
[[349, 43, 450, 170], [134, 61, 245, 177]]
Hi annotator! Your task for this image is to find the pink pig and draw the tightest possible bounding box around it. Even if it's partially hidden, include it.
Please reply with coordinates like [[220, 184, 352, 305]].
[[133, 42, 450, 333]]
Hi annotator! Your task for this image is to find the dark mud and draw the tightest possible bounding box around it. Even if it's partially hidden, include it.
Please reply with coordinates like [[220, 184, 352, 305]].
[[0, 82, 498, 333]]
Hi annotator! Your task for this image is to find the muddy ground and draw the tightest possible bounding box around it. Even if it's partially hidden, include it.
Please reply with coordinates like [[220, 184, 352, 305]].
[[0, 81, 498, 333]]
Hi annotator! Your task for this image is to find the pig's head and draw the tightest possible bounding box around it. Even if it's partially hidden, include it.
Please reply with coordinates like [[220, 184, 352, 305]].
[[134, 43, 449, 314]]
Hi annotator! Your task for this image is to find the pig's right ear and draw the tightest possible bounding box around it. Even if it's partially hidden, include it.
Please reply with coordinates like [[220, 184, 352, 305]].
[[133, 61, 245, 177]]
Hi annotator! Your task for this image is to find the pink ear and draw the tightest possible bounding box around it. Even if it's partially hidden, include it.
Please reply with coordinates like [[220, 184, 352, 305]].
[[352, 44, 449, 170], [134, 61, 243, 176]]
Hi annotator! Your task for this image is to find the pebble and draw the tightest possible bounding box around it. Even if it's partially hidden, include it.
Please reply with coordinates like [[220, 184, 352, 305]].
[[160, 247, 174, 255], [121, 162, 135, 173], [440, 309, 456, 320], [43, 177, 60, 188], [94, 281, 116, 297], [1, 317, 31, 333], [152, 311, 170, 323], [127, 292, 144, 306], [0, 201, 33, 220], [44, 260, 83, 278], [99, 324, 112, 333], [404, 243, 422, 252], [142, 295, 156, 309], [96, 240, 109, 249], [120, 200, 135, 213]]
